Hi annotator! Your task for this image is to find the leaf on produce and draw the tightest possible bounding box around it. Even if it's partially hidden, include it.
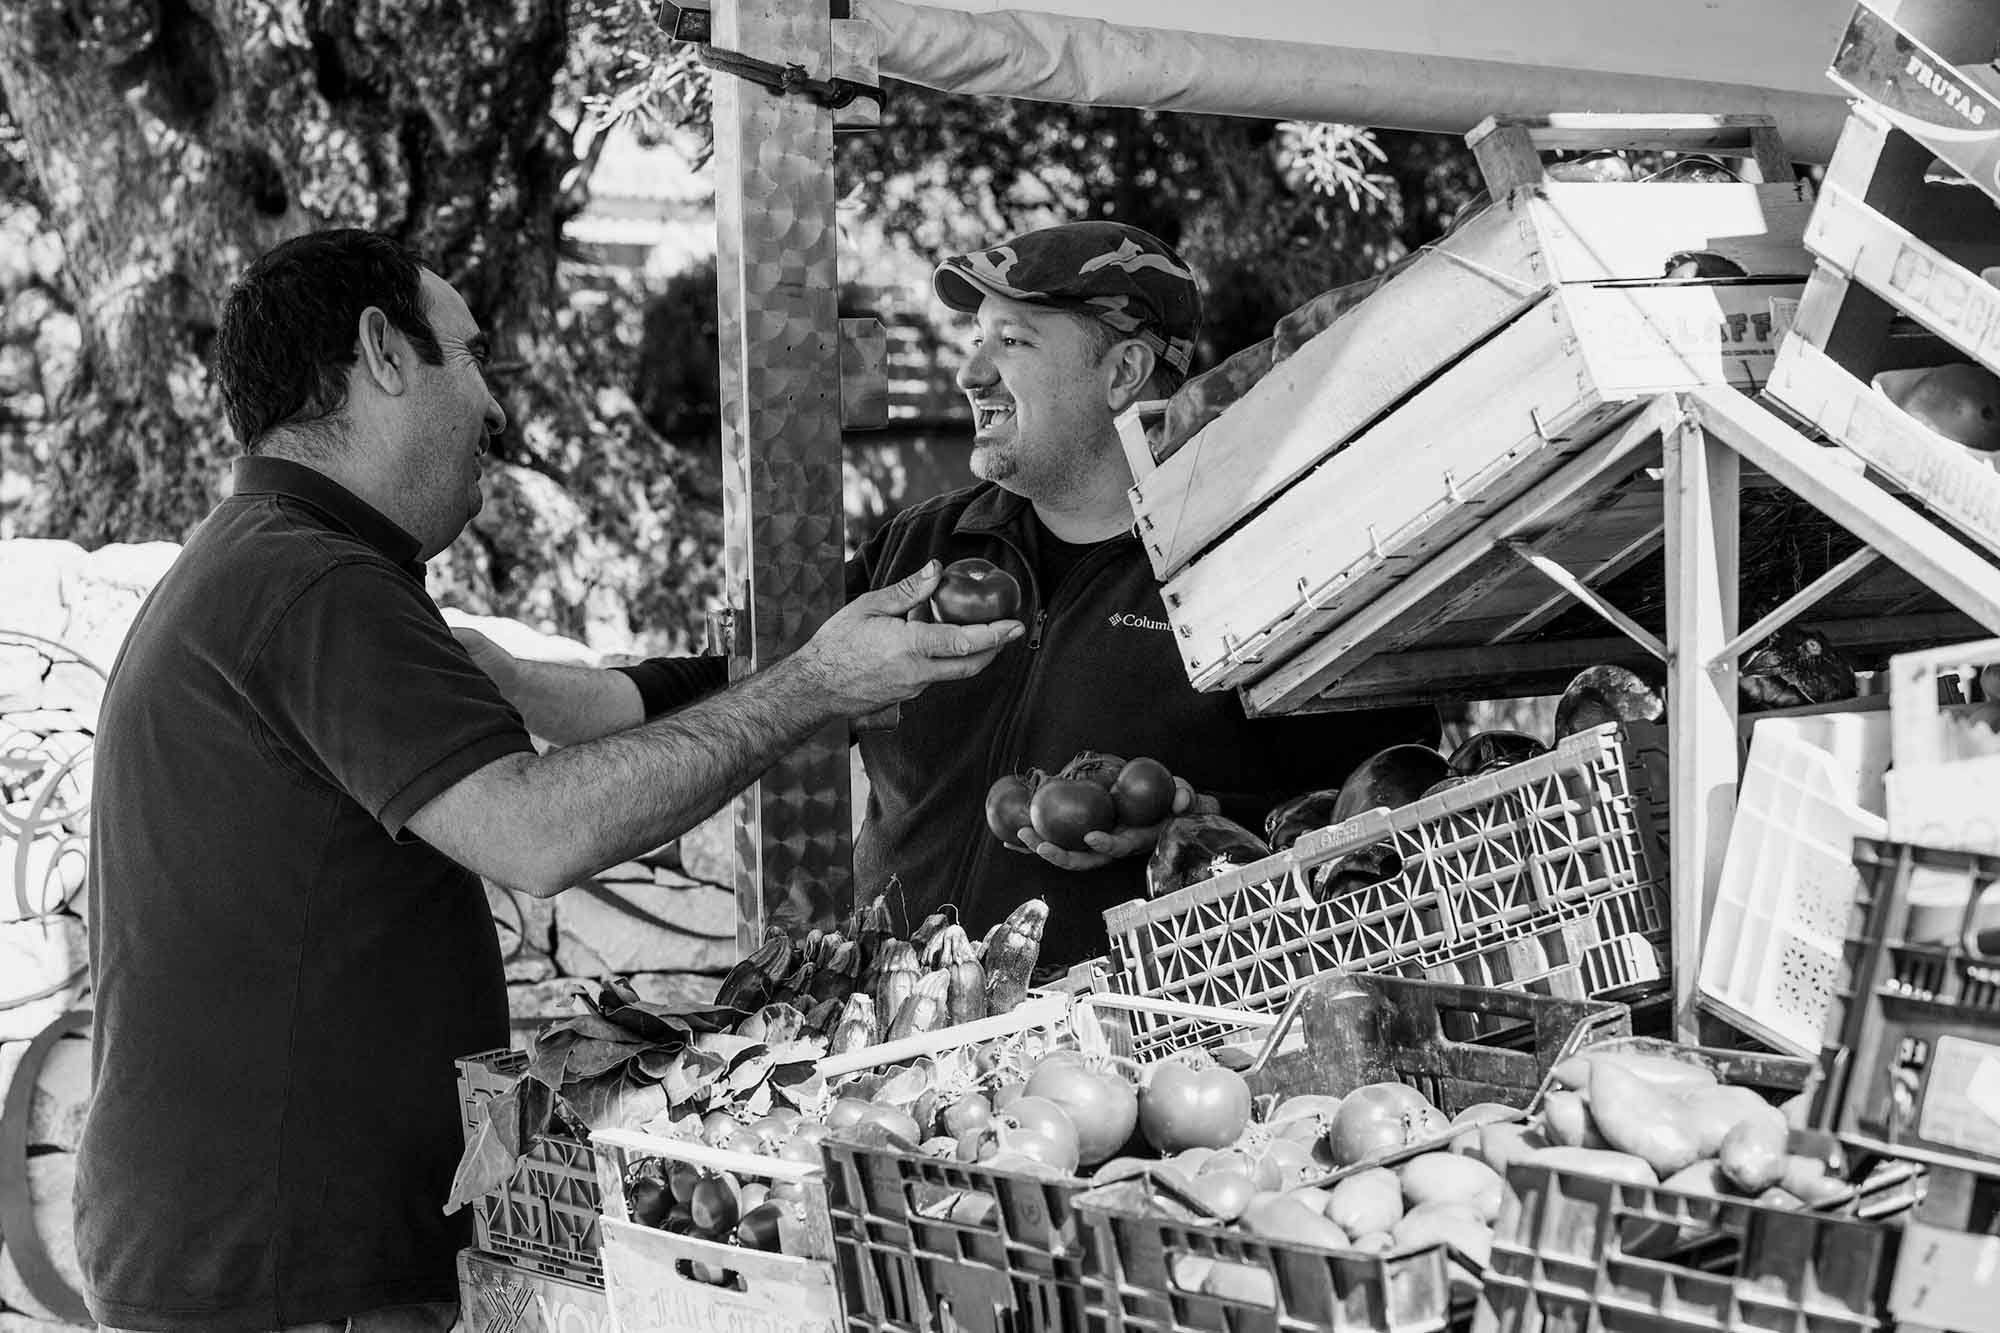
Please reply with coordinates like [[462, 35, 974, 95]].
[[443, 1077, 556, 1213], [774, 1068, 828, 1112], [641, 1106, 703, 1139], [766, 1039, 826, 1066], [728, 1054, 776, 1094], [741, 1081, 774, 1118], [694, 1031, 764, 1065], [567, 1068, 670, 1131], [660, 1051, 712, 1108], [566, 1038, 645, 1080], [634, 1047, 684, 1080], [542, 1011, 645, 1046], [873, 1065, 937, 1108]]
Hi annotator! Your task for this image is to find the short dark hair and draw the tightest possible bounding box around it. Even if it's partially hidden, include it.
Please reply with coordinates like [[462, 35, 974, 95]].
[[213, 229, 444, 451], [1075, 311, 1185, 399]]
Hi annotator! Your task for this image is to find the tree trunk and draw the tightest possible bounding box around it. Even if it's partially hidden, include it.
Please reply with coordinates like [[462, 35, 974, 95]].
[[0, 0, 720, 651]]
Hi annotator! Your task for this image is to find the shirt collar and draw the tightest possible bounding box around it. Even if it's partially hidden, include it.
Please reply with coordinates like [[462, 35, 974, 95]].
[[952, 482, 1138, 547], [230, 455, 424, 573]]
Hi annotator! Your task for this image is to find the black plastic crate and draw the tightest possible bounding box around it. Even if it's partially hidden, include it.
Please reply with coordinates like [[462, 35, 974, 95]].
[[1816, 838, 2000, 1177]]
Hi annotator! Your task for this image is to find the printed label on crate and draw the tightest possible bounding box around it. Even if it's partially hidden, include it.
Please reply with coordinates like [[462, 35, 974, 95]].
[[1832, 4, 2000, 200], [602, 1223, 841, 1333], [1916, 1034, 2000, 1159], [1889, 1220, 2000, 1327]]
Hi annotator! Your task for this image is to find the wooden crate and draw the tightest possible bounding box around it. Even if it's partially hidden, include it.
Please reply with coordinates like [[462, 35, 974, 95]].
[[1827, 0, 2000, 210], [1158, 280, 1804, 694], [1765, 101, 2000, 565], [1129, 173, 1813, 582]]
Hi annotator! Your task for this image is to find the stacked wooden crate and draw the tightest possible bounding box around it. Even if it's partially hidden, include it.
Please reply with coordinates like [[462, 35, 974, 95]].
[[1118, 114, 1816, 707]]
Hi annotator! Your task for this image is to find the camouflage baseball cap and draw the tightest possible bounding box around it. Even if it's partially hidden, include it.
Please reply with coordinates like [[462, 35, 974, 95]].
[[934, 221, 1202, 378]]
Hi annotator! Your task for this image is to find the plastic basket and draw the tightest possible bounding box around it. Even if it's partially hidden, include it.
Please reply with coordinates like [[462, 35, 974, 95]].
[[1699, 724, 1886, 1056], [1475, 1159, 1901, 1333], [818, 992, 1286, 1333], [457, 1247, 616, 1333], [1816, 838, 2000, 1177], [458, 1050, 605, 1286], [1886, 1164, 2000, 1330], [1071, 975, 1632, 1333], [1099, 723, 1668, 1059], [591, 1128, 842, 1333]]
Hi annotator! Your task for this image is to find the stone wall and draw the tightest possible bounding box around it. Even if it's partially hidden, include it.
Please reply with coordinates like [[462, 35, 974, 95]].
[[0, 537, 742, 1328]]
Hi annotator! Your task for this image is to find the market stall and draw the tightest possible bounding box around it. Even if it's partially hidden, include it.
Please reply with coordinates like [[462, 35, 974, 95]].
[[455, 0, 2000, 1329]]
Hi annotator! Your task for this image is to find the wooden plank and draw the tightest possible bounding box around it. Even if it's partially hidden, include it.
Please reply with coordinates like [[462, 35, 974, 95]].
[[1161, 297, 1614, 692], [1504, 539, 1668, 661], [1567, 281, 1800, 395], [1130, 220, 1548, 579], [1290, 611, 1989, 711], [1469, 120, 1549, 193], [1692, 385, 2000, 632], [1468, 112, 1793, 157], [1493, 520, 1665, 642], [1711, 548, 1882, 665], [1663, 406, 1739, 1045], [1131, 186, 1811, 578], [1241, 398, 1675, 715], [1828, 1, 2000, 211], [1163, 282, 1801, 692], [1807, 182, 2000, 378], [1767, 336, 2000, 562]]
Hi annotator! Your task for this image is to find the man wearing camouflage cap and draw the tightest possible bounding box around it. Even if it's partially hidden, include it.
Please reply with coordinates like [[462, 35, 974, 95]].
[[460, 221, 1436, 962]]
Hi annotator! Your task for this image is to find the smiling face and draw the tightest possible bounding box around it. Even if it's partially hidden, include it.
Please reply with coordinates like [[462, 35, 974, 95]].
[[393, 271, 505, 556], [955, 293, 1125, 502]]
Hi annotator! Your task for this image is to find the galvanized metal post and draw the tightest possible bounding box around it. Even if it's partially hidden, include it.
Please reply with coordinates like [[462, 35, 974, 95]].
[[712, 0, 852, 948]]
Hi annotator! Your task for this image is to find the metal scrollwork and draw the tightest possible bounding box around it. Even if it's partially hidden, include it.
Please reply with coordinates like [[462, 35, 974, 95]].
[[0, 629, 102, 923]]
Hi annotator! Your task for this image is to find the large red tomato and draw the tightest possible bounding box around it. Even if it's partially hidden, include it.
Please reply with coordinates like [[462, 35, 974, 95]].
[[1000, 1096, 1082, 1171], [931, 558, 1022, 625], [1024, 1056, 1139, 1167], [1138, 1060, 1252, 1153], [1111, 757, 1177, 827], [1327, 1083, 1449, 1167], [1029, 779, 1117, 850], [985, 775, 1037, 843]]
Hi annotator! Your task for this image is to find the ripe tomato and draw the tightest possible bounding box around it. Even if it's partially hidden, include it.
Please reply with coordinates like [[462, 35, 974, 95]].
[[1029, 778, 1117, 851], [1024, 1056, 1139, 1167], [1327, 1082, 1449, 1167], [931, 558, 1022, 624], [688, 1173, 742, 1234], [995, 1126, 1077, 1173], [985, 774, 1037, 843], [941, 1092, 994, 1139], [1111, 757, 1177, 827], [1001, 1095, 1082, 1169], [1138, 1060, 1252, 1153]]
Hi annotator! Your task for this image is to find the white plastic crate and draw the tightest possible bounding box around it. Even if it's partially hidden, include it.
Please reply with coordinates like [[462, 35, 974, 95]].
[[1699, 723, 1885, 1056]]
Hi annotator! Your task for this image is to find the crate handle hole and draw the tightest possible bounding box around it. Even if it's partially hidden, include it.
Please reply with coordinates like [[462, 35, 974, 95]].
[[1167, 1253, 1277, 1308], [674, 1258, 746, 1291]]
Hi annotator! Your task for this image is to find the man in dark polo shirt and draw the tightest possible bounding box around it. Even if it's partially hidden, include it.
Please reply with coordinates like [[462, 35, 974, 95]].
[[78, 229, 1021, 1333]]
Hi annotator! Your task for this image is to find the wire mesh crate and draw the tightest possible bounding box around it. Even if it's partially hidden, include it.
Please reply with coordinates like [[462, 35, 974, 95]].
[[1098, 723, 1667, 1059]]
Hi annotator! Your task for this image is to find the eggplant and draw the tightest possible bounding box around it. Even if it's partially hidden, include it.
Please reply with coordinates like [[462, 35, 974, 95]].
[[1554, 666, 1666, 740], [1740, 625, 1857, 710], [1309, 842, 1403, 903], [1147, 814, 1272, 898], [1447, 730, 1549, 777], [1264, 788, 1343, 851], [1330, 745, 1452, 823]]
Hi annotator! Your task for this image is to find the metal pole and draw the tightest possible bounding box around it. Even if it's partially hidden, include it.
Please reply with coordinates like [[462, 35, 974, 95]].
[[712, 0, 853, 947]]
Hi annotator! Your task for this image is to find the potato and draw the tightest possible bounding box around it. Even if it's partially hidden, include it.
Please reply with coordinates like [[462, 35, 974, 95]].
[[1400, 1152, 1505, 1222], [1589, 1061, 1702, 1177], [1717, 1110, 1789, 1194]]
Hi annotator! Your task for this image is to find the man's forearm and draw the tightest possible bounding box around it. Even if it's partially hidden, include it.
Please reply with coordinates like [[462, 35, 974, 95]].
[[486, 653, 837, 893], [497, 658, 645, 744]]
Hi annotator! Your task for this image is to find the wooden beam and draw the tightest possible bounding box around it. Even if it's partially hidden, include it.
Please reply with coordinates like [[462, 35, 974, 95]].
[[1663, 397, 1738, 1045], [713, 0, 853, 946], [1503, 540, 1668, 662], [1492, 519, 1664, 643], [1691, 387, 2000, 633], [1710, 547, 1881, 666], [1285, 611, 1990, 712]]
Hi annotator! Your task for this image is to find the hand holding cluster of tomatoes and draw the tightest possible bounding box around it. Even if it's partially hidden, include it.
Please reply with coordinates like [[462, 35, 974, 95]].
[[984, 751, 1211, 871]]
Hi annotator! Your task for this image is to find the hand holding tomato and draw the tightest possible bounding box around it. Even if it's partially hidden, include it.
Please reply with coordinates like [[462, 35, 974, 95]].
[[930, 558, 1023, 625], [1014, 771, 1220, 870]]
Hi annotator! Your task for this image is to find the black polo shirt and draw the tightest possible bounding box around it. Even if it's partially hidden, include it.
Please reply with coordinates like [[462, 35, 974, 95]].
[[78, 456, 531, 1330]]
